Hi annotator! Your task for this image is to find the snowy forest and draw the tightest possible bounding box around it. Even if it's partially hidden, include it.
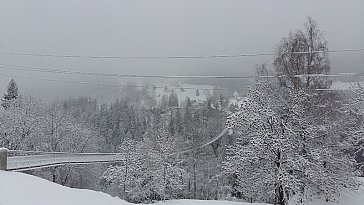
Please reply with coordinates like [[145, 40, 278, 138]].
[[0, 14, 363, 205]]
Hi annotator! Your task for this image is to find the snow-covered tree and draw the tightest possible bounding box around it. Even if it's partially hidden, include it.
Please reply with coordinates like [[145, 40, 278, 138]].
[[168, 113, 175, 136], [175, 108, 183, 135], [0, 96, 101, 186], [142, 125, 188, 201], [348, 80, 364, 176], [161, 94, 169, 110], [101, 136, 146, 202], [168, 90, 179, 107], [224, 75, 358, 204], [0, 96, 43, 150], [273, 17, 331, 90], [102, 124, 188, 203]]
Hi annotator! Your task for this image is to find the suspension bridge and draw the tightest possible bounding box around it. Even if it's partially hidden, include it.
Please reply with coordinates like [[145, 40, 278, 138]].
[[0, 128, 229, 172]]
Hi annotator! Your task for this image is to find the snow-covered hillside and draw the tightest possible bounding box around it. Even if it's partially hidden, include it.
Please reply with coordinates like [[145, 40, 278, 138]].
[[0, 171, 131, 205], [0, 171, 363, 205], [0, 171, 266, 205]]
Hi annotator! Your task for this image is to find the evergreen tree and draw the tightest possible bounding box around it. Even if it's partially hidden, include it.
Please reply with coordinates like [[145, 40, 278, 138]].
[[175, 108, 183, 135], [228, 103, 238, 113], [218, 95, 228, 111], [183, 99, 193, 139], [196, 89, 200, 96], [2, 78, 19, 109], [161, 94, 169, 110], [168, 90, 179, 107], [168, 112, 175, 136]]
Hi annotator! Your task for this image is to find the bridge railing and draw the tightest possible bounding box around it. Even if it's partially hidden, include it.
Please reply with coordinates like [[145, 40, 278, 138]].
[[0, 148, 125, 171]]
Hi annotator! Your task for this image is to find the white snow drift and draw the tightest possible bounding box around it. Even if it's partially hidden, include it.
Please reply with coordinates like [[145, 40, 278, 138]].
[[0, 171, 363, 205]]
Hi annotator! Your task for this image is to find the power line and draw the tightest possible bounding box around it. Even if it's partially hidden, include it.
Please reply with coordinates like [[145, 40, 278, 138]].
[[0, 64, 257, 79], [0, 48, 363, 59], [294, 73, 364, 78], [0, 73, 226, 90], [0, 63, 363, 80]]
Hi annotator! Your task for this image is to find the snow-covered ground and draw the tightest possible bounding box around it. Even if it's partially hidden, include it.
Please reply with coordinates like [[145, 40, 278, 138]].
[[154, 84, 215, 105], [331, 81, 353, 90], [0, 171, 266, 205], [155, 200, 266, 205], [0, 171, 131, 205], [0, 171, 363, 205], [299, 178, 364, 205]]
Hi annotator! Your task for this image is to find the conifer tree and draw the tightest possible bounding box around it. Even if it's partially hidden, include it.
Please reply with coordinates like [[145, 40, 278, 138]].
[[2, 78, 19, 109], [168, 90, 179, 107], [168, 113, 175, 136], [175, 108, 183, 135]]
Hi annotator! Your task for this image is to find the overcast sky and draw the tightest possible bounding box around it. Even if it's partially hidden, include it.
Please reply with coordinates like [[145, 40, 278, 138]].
[[0, 0, 363, 98]]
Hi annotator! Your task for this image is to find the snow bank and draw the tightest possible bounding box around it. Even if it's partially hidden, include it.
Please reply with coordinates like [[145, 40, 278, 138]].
[[306, 177, 364, 205], [155, 199, 267, 205], [0, 171, 362, 205], [0, 171, 131, 205], [0, 171, 266, 205]]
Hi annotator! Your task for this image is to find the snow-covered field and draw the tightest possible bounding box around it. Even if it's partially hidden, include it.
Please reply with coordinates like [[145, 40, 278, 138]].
[[0, 171, 363, 205], [154, 84, 215, 105]]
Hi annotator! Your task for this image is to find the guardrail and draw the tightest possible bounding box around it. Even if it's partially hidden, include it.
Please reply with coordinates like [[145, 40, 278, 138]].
[[0, 149, 124, 171]]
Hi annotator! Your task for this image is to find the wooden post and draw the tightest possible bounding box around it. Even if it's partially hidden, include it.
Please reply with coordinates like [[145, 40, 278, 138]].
[[0, 148, 8, 170]]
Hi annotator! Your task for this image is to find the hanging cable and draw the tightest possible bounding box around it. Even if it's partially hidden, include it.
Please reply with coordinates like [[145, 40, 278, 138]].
[[0, 48, 363, 59], [0, 73, 226, 90], [0, 64, 257, 79]]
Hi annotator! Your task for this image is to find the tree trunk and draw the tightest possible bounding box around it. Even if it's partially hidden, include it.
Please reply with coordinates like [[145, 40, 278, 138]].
[[275, 184, 284, 205], [124, 157, 128, 193], [275, 149, 284, 205], [52, 167, 57, 183], [163, 164, 166, 201], [193, 162, 196, 198]]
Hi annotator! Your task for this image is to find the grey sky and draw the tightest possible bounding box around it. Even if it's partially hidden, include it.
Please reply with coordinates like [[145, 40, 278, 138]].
[[0, 0, 363, 98]]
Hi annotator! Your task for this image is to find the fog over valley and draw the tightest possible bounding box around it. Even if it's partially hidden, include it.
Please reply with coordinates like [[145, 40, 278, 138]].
[[0, 0, 363, 100]]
